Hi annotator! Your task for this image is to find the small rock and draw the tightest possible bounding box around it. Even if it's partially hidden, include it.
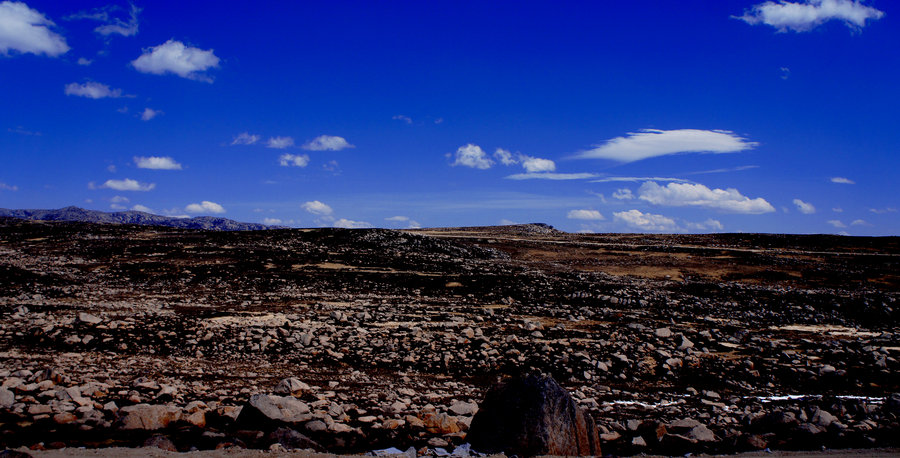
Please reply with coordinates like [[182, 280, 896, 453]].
[[274, 377, 311, 397], [449, 400, 478, 416], [119, 404, 183, 430], [143, 434, 177, 452], [78, 313, 102, 324]]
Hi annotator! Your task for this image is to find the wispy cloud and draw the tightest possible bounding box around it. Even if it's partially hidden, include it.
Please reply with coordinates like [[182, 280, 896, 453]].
[[302, 135, 354, 151], [869, 207, 897, 214], [590, 176, 690, 183], [7, 126, 41, 136], [828, 219, 847, 228], [231, 132, 260, 145], [392, 115, 413, 124], [263, 217, 282, 225], [0, 1, 69, 57], [131, 204, 153, 213], [576, 129, 757, 163], [736, 0, 885, 32], [638, 181, 775, 214], [132, 39, 220, 82], [506, 172, 599, 180], [830, 176, 855, 184], [0, 181, 18, 191], [68, 2, 141, 37], [686, 165, 759, 175], [134, 156, 181, 170]]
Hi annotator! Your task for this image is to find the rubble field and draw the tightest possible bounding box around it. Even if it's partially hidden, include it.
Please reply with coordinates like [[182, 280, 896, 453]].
[[0, 217, 898, 455]]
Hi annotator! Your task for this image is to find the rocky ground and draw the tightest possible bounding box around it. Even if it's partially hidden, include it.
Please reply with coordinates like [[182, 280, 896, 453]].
[[0, 217, 898, 455]]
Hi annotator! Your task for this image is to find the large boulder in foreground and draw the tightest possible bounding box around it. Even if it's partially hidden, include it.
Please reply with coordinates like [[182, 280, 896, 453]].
[[236, 394, 312, 429], [467, 374, 600, 457]]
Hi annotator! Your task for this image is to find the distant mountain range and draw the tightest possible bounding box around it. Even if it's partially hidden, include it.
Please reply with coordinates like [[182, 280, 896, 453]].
[[0, 206, 277, 231]]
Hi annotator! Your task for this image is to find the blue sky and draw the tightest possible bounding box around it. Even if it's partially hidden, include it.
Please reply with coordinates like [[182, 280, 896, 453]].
[[1, 0, 898, 234]]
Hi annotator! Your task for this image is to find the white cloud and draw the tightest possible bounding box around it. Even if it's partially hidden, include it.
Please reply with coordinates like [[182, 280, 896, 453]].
[[267, 136, 294, 149], [131, 39, 219, 81], [231, 132, 259, 145], [612, 188, 634, 200], [851, 219, 868, 226], [638, 181, 775, 214], [828, 219, 847, 228], [407, 220, 422, 229], [494, 148, 517, 166], [0, 1, 69, 57], [685, 219, 725, 232], [505, 172, 599, 180], [793, 198, 816, 214], [141, 108, 161, 121], [302, 200, 333, 215], [131, 204, 153, 213], [614, 209, 679, 232], [99, 178, 155, 191], [490, 149, 556, 173], [185, 200, 225, 214], [0, 181, 19, 191], [333, 218, 373, 229], [302, 135, 354, 151], [831, 176, 855, 184], [279, 153, 309, 167], [64, 82, 123, 99], [870, 207, 897, 214], [590, 176, 690, 183], [736, 0, 884, 32], [833, 207, 843, 212], [263, 217, 282, 225], [520, 155, 556, 173], [577, 129, 757, 163], [77, 57, 92, 66], [392, 115, 412, 124], [567, 209, 604, 220], [110, 195, 129, 204], [451, 144, 493, 169], [385, 216, 409, 222], [134, 156, 182, 170]]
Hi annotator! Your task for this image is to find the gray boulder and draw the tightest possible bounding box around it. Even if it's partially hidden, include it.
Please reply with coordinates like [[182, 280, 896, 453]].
[[467, 373, 601, 456], [236, 394, 312, 428]]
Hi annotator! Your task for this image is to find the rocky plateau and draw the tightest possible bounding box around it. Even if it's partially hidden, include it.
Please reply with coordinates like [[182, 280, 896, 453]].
[[0, 217, 898, 456]]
